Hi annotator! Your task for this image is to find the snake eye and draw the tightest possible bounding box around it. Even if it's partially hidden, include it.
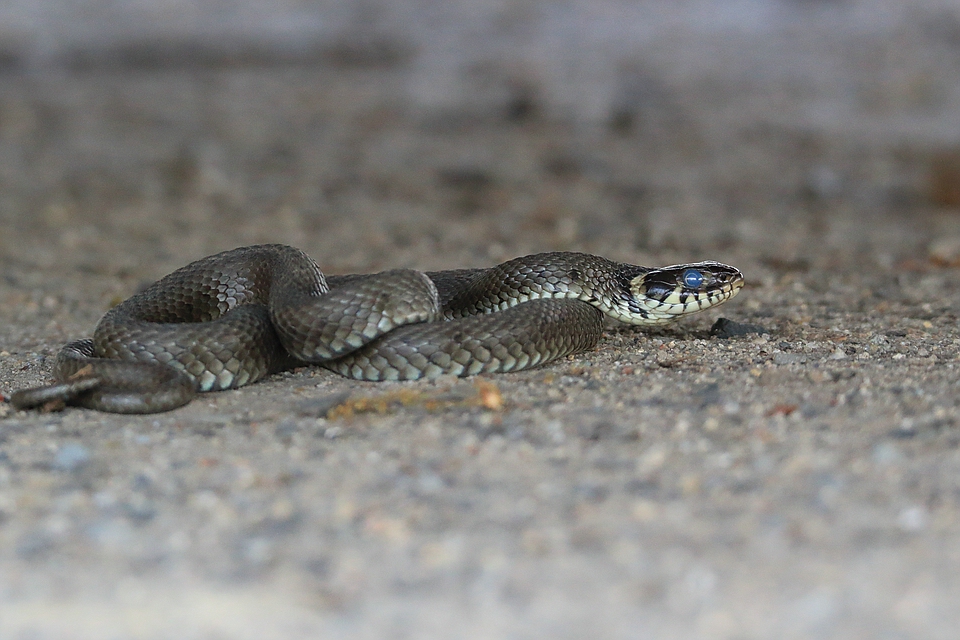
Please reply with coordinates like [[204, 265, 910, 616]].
[[682, 269, 704, 289]]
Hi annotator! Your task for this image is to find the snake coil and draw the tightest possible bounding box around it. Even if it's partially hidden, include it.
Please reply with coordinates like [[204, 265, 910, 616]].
[[11, 245, 743, 413]]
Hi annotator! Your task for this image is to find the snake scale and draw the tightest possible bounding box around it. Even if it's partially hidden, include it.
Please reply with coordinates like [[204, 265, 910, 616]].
[[10, 244, 743, 413]]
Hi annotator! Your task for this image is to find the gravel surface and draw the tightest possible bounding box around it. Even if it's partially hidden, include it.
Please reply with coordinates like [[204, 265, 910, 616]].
[[2, 18, 960, 638]]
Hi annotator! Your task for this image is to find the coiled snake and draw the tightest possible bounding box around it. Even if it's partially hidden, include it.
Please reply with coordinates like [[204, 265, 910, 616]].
[[11, 245, 743, 413]]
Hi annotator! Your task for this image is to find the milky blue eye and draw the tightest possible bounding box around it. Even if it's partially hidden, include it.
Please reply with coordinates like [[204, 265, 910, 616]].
[[682, 269, 704, 288]]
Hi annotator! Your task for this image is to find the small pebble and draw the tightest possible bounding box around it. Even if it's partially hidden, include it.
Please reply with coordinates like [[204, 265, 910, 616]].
[[710, 318, 766, 338], [773, 353, 805, 365]]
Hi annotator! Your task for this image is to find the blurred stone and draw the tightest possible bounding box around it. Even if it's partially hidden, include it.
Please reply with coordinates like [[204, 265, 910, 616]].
[[929, 150, 960, 209], [929, 236, 960, 266], [53, 443, 90, 471]]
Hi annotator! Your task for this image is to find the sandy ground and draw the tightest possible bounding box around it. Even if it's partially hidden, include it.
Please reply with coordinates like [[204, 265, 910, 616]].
[[2, 12, 960, 638]]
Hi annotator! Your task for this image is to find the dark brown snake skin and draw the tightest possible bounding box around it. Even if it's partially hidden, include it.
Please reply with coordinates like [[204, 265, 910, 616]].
[[10, 244, 743, 413]]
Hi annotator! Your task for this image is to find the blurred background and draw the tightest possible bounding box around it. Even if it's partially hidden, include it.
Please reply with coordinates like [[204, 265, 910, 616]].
[[0, 0, 958, 278], [3, 2, 960, 637]]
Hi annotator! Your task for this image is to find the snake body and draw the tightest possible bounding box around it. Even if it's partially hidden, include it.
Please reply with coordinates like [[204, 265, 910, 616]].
[[11, 244, 743, 413]]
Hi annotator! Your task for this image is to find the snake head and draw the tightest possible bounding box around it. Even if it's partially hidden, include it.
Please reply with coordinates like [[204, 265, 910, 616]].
[[627, 261, 744, 324]]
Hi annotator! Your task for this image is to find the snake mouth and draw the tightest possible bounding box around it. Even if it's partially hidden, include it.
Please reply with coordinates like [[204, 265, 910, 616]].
[[623, 261, 744, 325]]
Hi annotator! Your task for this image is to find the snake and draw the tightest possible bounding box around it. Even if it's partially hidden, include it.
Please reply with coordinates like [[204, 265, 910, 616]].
[[9, 244, 743, 413]]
